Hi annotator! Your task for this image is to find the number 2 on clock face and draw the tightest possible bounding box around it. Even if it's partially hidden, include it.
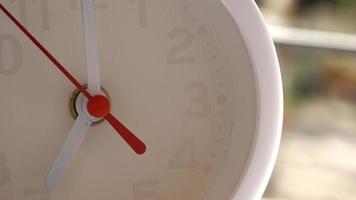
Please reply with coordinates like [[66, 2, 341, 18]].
[[167, 28, 195, 65]]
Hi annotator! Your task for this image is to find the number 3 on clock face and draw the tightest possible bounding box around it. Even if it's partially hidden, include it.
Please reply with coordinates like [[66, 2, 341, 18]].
[[0, 0, 282, 200]]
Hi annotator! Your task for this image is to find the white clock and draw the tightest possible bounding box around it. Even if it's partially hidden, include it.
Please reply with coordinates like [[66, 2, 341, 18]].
[[0, 0, 283, 199]]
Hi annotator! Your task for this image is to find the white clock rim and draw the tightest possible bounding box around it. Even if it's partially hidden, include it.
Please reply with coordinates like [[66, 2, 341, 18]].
[[220, 0, 284, 199]]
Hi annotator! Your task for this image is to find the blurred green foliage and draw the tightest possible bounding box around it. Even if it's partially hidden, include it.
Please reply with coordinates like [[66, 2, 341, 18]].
[[290, 62, 320, 105]]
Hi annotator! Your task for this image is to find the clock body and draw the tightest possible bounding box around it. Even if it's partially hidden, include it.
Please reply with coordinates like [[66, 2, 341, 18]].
[[0, 0, 283, 200]]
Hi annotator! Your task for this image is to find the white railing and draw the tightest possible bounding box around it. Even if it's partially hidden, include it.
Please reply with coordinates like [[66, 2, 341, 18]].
[[269, 25, 356, 52]]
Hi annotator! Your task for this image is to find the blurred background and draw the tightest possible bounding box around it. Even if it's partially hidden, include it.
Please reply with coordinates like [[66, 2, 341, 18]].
[[256, 0, 356, 199]]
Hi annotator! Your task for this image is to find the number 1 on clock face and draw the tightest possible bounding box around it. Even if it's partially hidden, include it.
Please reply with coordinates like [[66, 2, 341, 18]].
[[131, 0, 147, 28]]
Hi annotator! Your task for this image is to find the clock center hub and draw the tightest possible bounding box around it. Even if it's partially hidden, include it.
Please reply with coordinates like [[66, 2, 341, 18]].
[[87, 95, 111, 118], [70, 86, 111, 126]]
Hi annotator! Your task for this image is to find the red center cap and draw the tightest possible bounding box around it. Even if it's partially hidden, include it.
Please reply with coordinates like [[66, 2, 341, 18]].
[[87, 95, 111, 118]]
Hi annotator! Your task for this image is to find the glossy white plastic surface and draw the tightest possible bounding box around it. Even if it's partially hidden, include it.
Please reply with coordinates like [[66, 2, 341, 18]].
[[221, 0, 283, 199]]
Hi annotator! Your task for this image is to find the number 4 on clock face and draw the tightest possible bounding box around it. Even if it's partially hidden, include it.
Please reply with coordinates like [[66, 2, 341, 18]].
[[169, 137, 199, 171]]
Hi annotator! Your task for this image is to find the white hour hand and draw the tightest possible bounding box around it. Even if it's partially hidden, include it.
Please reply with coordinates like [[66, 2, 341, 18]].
[[45, 115, 91, 189]]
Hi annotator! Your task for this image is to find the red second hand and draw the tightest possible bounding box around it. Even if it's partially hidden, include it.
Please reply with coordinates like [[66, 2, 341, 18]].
[[0, 3, 146, 155]]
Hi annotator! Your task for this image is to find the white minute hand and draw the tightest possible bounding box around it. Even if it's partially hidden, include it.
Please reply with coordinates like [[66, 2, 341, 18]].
[[82, 0, 101, 94]]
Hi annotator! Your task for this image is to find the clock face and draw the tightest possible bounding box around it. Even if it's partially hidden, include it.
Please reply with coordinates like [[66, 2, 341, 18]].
[[0, 0, 259, 199]]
